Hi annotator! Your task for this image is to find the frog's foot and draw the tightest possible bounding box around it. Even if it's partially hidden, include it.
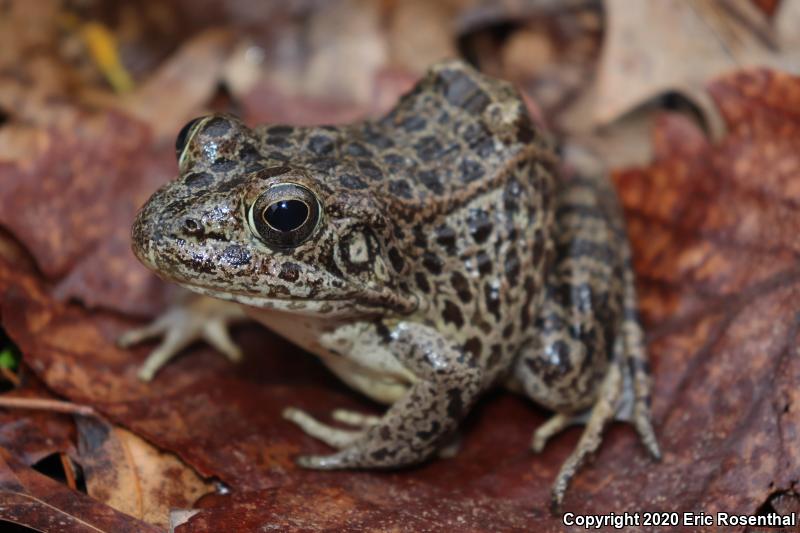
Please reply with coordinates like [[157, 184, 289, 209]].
[[548, 362, 623, 512], [296, 407, 463, 460], [291, 322, 482, 470], [282, 407, 362, 449], [118, 296, 247, 381]]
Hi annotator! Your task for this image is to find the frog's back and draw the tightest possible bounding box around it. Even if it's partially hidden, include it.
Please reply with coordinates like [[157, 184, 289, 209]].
[[254, 60, 554, 218]]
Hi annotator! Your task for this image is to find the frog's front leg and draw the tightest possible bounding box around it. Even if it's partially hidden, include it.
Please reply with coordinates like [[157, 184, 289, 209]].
[[290, 322, 483, 469]]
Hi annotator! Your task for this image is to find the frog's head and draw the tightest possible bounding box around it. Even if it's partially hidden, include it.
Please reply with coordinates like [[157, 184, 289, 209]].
[[132, 114, 417, 317]]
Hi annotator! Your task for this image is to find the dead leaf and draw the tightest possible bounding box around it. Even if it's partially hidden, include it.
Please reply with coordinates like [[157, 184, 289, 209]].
[[76, 417, 213, 530], [612, 68, 800, 517], [110, 29, 238, 142], [0, 378, 76, 467], [0, 1, 799, 530], [0, 446, 161, 533], [568, 0, 800, 133]]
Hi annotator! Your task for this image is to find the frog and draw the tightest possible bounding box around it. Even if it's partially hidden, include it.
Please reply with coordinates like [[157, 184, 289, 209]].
[[120, 59, 660, 509]]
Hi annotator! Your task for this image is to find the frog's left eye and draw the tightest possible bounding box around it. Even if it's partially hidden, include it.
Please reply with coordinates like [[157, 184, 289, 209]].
[[175, 117, 204, 161], [248, 183, 320, 249]]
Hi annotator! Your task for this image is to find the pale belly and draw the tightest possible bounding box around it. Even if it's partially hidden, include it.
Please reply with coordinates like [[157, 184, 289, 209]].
[[244, 306, 414, 404]]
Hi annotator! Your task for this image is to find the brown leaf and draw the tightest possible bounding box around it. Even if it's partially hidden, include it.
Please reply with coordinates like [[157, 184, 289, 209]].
[[111, 29, 237, 142], [612, 68, 800, 517], [76, 417, 214, 530], [1, 3, 799, 528], [566, 0, 800, 133], [0, 446, 162, 533], [0, 377, 76, 467]]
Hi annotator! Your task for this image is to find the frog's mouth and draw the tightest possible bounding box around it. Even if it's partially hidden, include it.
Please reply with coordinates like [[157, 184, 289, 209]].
[[177, 280, 418, 318]]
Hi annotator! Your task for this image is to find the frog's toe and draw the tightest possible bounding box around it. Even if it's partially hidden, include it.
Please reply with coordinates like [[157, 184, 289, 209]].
[[203, 320, 243, 362], [331, 409, 381, 427], [119, 298, 246, 381], [633, 407, 661, 460], [295, 450, 357, 469], [531, 412, 587, 453], [283, 407, 362, 449]]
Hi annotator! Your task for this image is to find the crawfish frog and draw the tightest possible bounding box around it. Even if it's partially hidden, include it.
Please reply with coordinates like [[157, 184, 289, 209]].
[[122, 59, 660, 508]]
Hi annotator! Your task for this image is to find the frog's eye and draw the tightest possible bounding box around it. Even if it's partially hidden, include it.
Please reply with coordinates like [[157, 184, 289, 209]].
[[175, 117, 204, 161], [248, 183, 320, 249]]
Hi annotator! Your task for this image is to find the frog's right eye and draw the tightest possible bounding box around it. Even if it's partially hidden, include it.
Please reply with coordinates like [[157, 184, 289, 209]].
[[175, 117, 204, 161], [248, 183, 321, 249]]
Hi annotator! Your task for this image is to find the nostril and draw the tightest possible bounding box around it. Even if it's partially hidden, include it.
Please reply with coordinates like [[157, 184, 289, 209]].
[[183, 218, 203, 235]]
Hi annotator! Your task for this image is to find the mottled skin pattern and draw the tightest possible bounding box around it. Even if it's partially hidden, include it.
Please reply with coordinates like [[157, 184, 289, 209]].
[[125, 60, 660, 508]]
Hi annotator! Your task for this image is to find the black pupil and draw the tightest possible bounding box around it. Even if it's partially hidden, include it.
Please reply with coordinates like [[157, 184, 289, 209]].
[[264, 200, 309, 232]]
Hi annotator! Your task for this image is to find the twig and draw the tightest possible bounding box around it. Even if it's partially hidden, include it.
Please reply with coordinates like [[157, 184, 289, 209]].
[[60, 452, 77, 490], [0, 396, 96, 416], [0, 367, 20, 387]]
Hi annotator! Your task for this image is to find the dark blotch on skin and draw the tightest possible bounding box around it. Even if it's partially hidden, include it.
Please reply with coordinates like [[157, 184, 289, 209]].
[[464, 123, 495, 158], [266, 136, 292, 149], [257, 166, 292, 179], [450, 271, 472, 303], [416, 421, 441, 441], [184, 172, 214, 189], [211, 158, 237, 172], [388, 247, 405, 272], [383, 153, 408, 171], [484, 282, 500, 321], [340, 174, 368, 190], [415, 272, 431, 293], [414, 136, 443, 162], [402, 115, 427, 132], [358, 160, 384, 181], [435, 224, 457, 252], [531, 232, 545, 264], [520, 275, 536, 331], [362, 123, 394, 149], [278, 262, 302, 282], [203, 117, 232, 137], [460, 158, 484, 183], [504, 249, 520, 287], [308, 134, 335, 155], [268, 125, 294, 136], [418, 170, 443, 195], [239, 144, 262, 163], [442, 300, 464, 328], [346, 143, 371, 157], [488, 344, 503, 368], [462, 337, 483, 362], [438, 68, 491, 113], [446, 388, 464, 419], [422, 252, 442, 275], [476, 252, 492, 276], [468, 209, 493, 244], [375, 321, 392, 343], [221, 245, 251, 266], [389, 180, 413, 199]]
